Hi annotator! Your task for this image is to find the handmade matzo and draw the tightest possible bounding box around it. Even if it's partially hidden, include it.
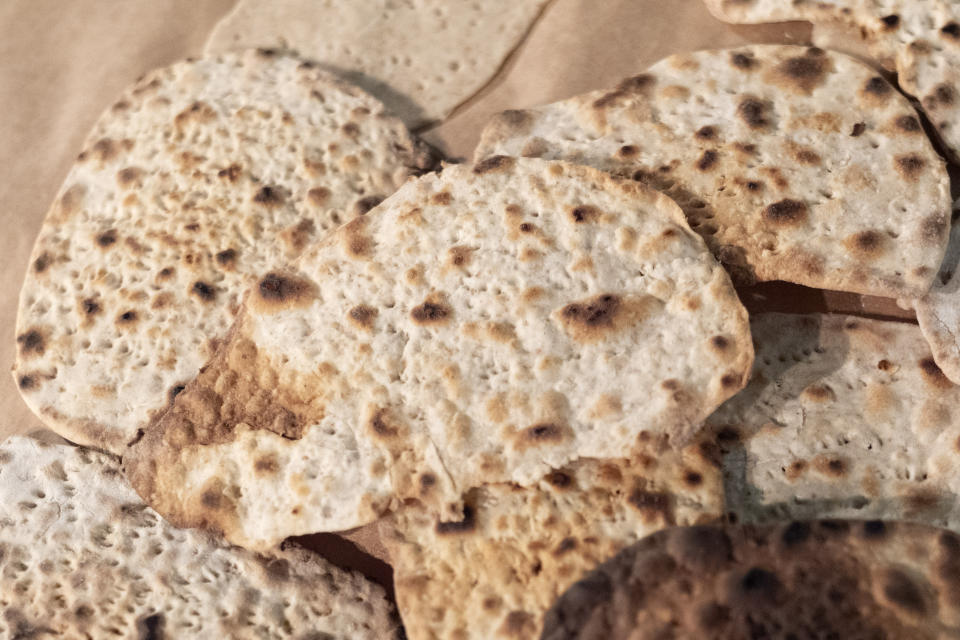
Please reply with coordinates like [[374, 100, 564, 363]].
[[704, 1, 960, 161], [126, 157, 752, 550], [0, 436, 399, 639], [383, 438, 724, 640], [542, 520, 960, 639], [14, 48, 433, 455], [475, 44, 951, 298], [709, 313, 960, 529], [204, 0, 550, 127]]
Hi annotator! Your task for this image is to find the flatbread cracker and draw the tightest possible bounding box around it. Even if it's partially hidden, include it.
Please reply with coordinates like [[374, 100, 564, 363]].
[[475, 44, 951, 297], [204, 0, 550, 127], [126, 157, 752, 550], [542, 520, 960, 639], [383, 439, 724, 640], [709, 313, 960, 528], [14, 48, 433, 455], [0, 436, 399, 639], [704, 0, 960, 161]]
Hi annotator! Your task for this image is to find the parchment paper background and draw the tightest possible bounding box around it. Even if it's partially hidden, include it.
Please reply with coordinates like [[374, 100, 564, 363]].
[[0, 0, 917, 590]]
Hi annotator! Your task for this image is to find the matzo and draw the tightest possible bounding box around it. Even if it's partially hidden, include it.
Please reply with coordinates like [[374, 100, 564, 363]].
[[542, 520, 960, 639], [709, 313, 960, 529], [383, 439, 723, 640], [14, 48, 433, 455], [204, 0, 550, 127], [126, 157, 752, 550], [704, 0, 960, 161], [475, 44, 951, 298], [0, 436, 399, 639]]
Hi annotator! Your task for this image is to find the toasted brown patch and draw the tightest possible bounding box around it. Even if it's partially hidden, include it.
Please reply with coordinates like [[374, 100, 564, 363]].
[[844, 230, 886, 258], [556, 293, 659, 344], [696, 150, 719, 171], [696, 125, 718, 140], [813, 455, 848, 477], [709, 336, 730, 353], [116, 166, 144, 188], [32, 252, 52, 274], [894, 115, 922, 133], [279, 219, 315, 255], [772, 53, 828, 93], [881, 569, 927, 615], [250, 272, 317, 313], [851, 122, 866, 137], [737, 97, 769, 129], [430, 191, 453, 206], [593, 74, 656, 108], [862, 76, 893, 102], [342, 216, 373, 258], [627, 488, 673, 523], [500, 610, 535, 637], [683, 470, 704, 487], [411, 297, 452, 326], [473, 155, 515, 174], [569, 205, 601, 224], [785, 459, 808, 480], [803, 384, 835, 402], [496, 109, 533, 132], [95, 229, 118, 248], [940, 21, 960, 39], [214, 248, 238, 269], [515, 423, 569, 449], [217, 163, 241, 182], [762, 199, 807, 227], [354, 196, 383, 216], [721, 372, 743, 389], [418, 473, 436, 495], [190, 281, 216, 302], [793, 148, 821, 165], [348, 304, 378, 330], [921, 215, 947, 246], [447, 245, 472, 269], [893, 154, 927, 181], [730, 52, 757, 70], [16, 329, 46, 358], [174, 101, 216, 128], [369, 408, 404, 440], [300, 187, 331, 209], [617, 144, 640, 159], [116, 310, 139, 326], [80, 297, 101, 319], [252, 185, 284, 207], [253, 455, 279, 475], [91, 138, 119, 163], [919, 357, 954, 389], [545, 471, 573, 489]]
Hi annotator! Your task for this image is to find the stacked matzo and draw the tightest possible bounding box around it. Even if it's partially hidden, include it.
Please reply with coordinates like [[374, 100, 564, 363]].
[[13, 6, 960, 639]]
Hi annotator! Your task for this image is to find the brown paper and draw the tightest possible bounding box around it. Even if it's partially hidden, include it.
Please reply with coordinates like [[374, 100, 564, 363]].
[[0, 0, 922, 593]]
